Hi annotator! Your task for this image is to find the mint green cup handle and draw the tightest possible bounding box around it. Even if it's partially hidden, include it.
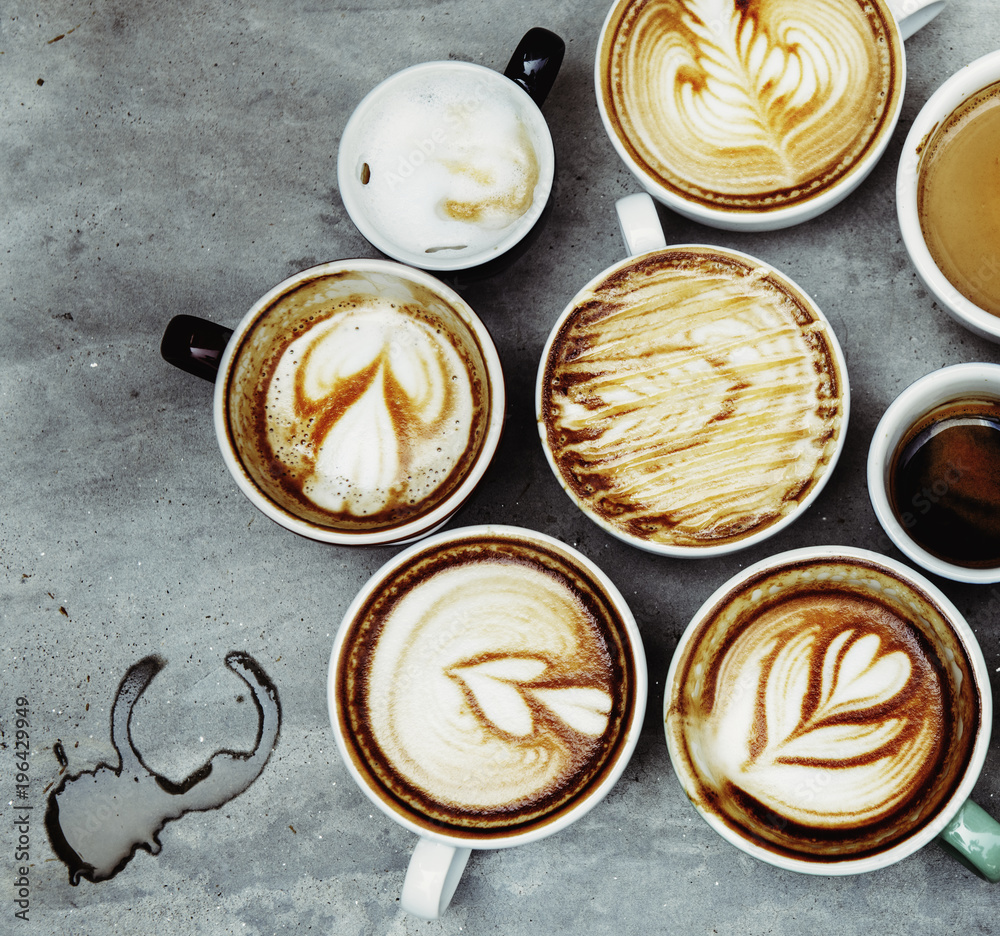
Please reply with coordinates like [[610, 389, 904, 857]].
[[940, 800, 1000, 882]]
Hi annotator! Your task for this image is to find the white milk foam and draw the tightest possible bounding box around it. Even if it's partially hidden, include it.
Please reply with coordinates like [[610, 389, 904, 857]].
[[352, 70, 543, 257], [365, 560, 614, 811], [263, 300, 475, 518]]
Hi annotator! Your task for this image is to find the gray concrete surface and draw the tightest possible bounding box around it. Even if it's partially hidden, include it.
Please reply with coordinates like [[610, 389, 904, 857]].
[[2, 1, 999, 933]]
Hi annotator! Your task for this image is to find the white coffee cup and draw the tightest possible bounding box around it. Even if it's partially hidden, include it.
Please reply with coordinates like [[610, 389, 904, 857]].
[[161, 259, 505, 546], [896, 49, 1000, 342], [868, 362, 1000, 583], [665, 545, 1000, 880], [595, 0, 945, 232], [327, 524, 648, 917], [536, 193, 849, 557], [338, 30, 563, 274]]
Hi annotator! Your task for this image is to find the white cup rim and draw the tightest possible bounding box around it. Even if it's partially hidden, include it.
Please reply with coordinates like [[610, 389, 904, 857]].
[[337, 60, 556, 271], [896, 49, 1000, 342], [535, 243, 851, 557], [213, 259, 506, 546], [594, 0, 907, 232], [326, 523, 649, 849], [867, 361, 1000, 582], [664, 544, 993, 875]]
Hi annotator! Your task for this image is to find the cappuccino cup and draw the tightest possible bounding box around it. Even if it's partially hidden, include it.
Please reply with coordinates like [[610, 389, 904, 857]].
[[338, 29, 563, 276], [536, 193, 849, 556], [596, 0, 945, 231], [897, 50, 1000, 341], [665, 546, 1000, 880], [868, 362, 1000, 583], [327, 525, 647, 917], [160, 260, 505, 546]]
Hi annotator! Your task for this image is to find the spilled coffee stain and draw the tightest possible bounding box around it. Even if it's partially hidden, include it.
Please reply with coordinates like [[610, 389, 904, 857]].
[[45, 652, 280, 885]]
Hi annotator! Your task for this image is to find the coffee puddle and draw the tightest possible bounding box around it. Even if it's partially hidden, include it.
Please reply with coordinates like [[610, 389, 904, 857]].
[[45, 652, 280, 885]]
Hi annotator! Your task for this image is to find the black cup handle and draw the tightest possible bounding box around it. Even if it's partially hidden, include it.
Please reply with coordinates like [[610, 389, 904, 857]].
[[503, 27, 565, 108], [160, 314, 234, 383]]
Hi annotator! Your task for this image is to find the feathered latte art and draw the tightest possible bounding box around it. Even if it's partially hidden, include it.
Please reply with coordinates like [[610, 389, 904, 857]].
[[666, 560, 981, 861], [601, 0, 900, 209]]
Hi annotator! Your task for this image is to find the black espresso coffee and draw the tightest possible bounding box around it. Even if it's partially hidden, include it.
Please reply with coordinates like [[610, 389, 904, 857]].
[[224, 267, 494, 533], [888, 398, 1000, 568], [666, 556, 980, 862], [598, 0, 903, 214], [539, 248, 845, 549], [334, 531, 639, 838]]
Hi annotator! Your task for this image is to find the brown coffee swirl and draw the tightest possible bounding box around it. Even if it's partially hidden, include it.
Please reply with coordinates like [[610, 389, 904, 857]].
[[539, 249, 844, 548], [225, 270, 492, 532], [335, 533, 638, 837], [666, 558, 980, 860], [599, 0, 902, 211]]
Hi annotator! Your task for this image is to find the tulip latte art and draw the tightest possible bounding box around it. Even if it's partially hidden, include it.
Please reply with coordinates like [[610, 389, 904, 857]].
[[335, 534, 637, 836], [540, 249, 844, 548], [225, 270, 491, 531], [666, 559, 979, 860], [599, 0, 902, 211]]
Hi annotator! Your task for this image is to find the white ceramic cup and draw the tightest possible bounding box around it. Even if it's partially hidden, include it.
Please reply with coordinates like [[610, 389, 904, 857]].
[[897, 49, 1000, 342], [665, 545, 1000, 880], [535, 192, 849, 557], [161, 259, 505, 546], [337, 30, 563, 274], [595, 0, 945, 232], [868, 361, 1000, 583], [327, 524, 648, 917]]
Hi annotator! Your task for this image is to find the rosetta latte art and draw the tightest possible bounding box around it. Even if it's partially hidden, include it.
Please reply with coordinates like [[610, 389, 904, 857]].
[[262, 301, 476, 523], [602, 0, 899, 209], [672, 587, 962, 858]]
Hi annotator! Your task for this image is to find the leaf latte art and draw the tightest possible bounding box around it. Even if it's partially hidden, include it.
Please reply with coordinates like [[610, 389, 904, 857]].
[[336, 537, 636, 835], [667, 560, 980, 861], [600, 0, 901, 210]]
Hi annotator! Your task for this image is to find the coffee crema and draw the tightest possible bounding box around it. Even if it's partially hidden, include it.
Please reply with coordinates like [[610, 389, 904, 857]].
[[539, 249, 844, 548], [889, 397, 1000, 569], [918, 80, 1000, 316], [666, 558, 980, 861], [225, 270, 492, 531], [599, 0, 902, 212], [335, 534, 637, 837]]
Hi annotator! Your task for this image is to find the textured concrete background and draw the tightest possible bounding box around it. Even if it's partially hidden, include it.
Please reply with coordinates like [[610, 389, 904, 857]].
[[2, 1, 999, 933]]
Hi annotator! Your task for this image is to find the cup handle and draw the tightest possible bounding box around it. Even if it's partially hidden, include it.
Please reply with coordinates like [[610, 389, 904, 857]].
[[616, 192, 667, 257], [883, 0, 946, 41], [503, 27, 565, 108], [160, 314, 234, 382], [939, 800, 1000, 882], [399, 838, 472, 918]]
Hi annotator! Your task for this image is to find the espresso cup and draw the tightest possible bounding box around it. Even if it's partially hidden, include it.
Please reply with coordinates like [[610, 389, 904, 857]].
[[897, 50, 1000, 341], [536, 193, 849, 556], [160, 260, 505, 546], [596, 0, 945, 231], [327, 525, 648, 917], [665, 545, 1000, 880], [868, 362, 1000, 583], [337, 28, 563, 276]]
